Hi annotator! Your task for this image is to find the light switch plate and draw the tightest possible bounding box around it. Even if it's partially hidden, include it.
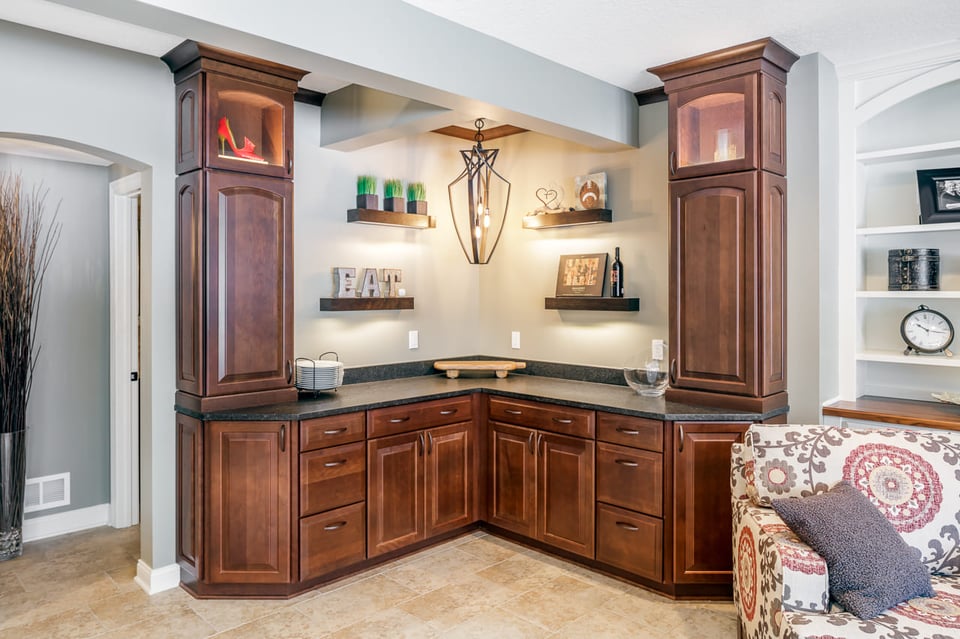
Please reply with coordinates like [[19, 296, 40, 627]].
[[409, 330, 419, 349], [511, 331, 521, 349]]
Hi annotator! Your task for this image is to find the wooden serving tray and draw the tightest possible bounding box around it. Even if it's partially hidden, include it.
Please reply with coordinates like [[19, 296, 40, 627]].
[[434, 360, 527, 379]]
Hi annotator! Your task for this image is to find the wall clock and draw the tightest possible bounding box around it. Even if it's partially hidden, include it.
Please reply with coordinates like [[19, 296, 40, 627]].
[[901, 304, 954, 356]]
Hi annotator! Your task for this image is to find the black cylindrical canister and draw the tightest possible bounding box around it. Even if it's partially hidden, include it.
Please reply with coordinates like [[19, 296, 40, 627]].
[[888, 249, 940, 290]]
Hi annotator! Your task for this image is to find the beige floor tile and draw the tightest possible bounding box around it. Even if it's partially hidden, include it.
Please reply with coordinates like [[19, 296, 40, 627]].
[[0, 588, 92, 631], [94, 607, 216, 639], [454, 535, 525, 564], [0, 571, 24, 597], [188, 596, 292, 632], [106, 563, 142, 594], [398, 573, 514, 631], [88, 585, 195, 629], [0, 606, 105, 639], [498, 574, 614, 631], [474, 551, 566, 593], [443, 608, 554, 639], [553, 608, 660, 637], [293, 573, 419, 634], [382, 546, 502, 594], [327, 606, 440, 639], [208, 608, 319, 639], [663, 604, 739, 638]]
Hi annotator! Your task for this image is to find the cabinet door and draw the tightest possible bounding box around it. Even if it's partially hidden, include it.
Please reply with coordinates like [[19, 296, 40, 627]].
[[367, 431, 424, 557], [673, 421, 749, 584], [424, 422, 476, 537], [206, 421, 291, 584], [488, 422, 537, 537], [670, 172, 758, 396], [205, 171, 293, 397], [668, 75, 757, 180], [176, 414, 203, 581], [538, 432, 595, 559]]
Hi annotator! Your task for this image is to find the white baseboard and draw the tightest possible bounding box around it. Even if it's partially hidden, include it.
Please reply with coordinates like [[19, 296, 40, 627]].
[[23, 503, 110, 542], [135, 559, 181, 595]]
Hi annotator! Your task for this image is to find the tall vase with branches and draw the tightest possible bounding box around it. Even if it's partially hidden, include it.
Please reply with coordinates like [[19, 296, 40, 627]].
[[0, 173, 60, 561]]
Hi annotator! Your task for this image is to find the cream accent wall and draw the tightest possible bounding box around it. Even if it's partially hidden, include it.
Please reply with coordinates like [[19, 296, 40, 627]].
[[294, 102, 670, 370]]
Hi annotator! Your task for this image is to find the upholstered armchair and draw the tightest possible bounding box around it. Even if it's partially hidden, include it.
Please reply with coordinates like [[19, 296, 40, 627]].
[[731, 424, 960, 639]]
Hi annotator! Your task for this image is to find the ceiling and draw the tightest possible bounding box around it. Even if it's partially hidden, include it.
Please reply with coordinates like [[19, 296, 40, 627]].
[[1, 0, 959, 162]]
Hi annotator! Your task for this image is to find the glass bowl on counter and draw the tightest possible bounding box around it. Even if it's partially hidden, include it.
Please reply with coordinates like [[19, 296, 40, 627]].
[[624, 359, 669, 396]]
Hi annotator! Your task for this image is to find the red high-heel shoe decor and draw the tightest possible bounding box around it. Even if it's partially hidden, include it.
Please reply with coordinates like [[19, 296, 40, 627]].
[[217, 116, 267, 163]]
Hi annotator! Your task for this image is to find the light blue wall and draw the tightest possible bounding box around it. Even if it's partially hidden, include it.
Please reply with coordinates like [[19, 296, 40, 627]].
[[0, 155, 110, 517]]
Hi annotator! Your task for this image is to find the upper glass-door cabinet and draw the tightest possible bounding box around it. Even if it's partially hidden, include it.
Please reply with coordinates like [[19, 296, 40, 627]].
[[649, 38, 797, 180], [164, 41, 307, 179]]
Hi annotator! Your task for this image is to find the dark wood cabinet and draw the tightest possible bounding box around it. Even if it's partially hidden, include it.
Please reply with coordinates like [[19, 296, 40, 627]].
[[367, 401, 477, 558], [205, 420, 292, 585], [176, 170, 294, 402], [650, 38, 796, 413], [488, 398, 596, 559], [166, 41, 305, 413], [672, 421, 749, 584], [300, 502, 365, 581]]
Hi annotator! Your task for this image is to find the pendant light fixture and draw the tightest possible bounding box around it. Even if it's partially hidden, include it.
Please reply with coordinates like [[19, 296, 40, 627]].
[[448, 119, 511, 264]]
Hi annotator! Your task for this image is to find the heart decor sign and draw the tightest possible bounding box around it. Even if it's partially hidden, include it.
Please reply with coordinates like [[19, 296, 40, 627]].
[[536, 187, 559, 209]]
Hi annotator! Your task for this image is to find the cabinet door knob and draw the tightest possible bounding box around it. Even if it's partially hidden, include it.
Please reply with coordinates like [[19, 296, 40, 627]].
[[616, 521, 640, 532], [615, 459, 639, 467], [552, 417, 574, 424], [616, 428, 640, 436], [323, 427, 347, 435], [505, 409, 523, 415], [439, 409, 458, 416], [323, 459, 347, 467], [323, 521, 347, 531], [678, 424, 685, 453], [389, 417, 411, 424]]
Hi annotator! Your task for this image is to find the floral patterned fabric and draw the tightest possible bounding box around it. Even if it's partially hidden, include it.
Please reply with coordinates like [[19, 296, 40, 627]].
[[732, 425, 960, 639]]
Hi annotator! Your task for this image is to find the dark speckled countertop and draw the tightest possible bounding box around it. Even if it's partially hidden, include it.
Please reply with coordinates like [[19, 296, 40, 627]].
[[178, 374, 785, 423]]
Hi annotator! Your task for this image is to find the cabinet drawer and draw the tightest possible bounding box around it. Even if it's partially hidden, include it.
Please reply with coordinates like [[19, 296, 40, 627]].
[[301, 413, 365, 452], [596, 442, 662, 517], [300, 442, 365, 517], [488, 397, 594, 439], [596, 503, 662, 582], [368, 396, 472, 438], [597, 413, 663, 452], [300, 502, 366, 581]]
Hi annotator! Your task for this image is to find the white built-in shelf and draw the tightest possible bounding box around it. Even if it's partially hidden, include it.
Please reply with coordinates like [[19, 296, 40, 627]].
[[857, 291, 960, 299], [857, 221, 960, 236], [856, 139, 960, 165], [857, 350, 959, 367]]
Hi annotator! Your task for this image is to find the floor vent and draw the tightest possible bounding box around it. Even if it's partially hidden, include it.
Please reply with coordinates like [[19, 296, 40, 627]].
[[24, 472, 70, 513]]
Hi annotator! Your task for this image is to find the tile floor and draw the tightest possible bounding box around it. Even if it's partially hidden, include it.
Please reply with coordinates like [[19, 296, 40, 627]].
[[0, 526, 737, 638]]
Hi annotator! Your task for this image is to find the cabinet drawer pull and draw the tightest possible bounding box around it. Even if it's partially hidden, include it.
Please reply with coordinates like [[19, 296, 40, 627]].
[[616, 428, 640, 436], [439, 409, 458, 416], [286, 359, 293, 383], [389, 417, 411, 424], [616, 521, 640, 532], [537, 433, 543, 455], [287, 149, 293, 174], [418, 432, 425, 456], [323, 521, 347, 531], [678, 424, 685, 453], [552, 417, 574, 424], [505, 409, 523, 415], [323, 459, 347, 467], [669, 151, 677, 176], [279, 424, 286, 452], [427, 432, 434, 454], [615, 459, 639, 467], [323, 427, 347, 435], [669, 358, 677, 385], [527, 431, 535, 454]]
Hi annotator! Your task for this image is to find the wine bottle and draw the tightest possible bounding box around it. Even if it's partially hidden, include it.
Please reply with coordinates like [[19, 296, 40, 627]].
[[611, 247, 624, 297]]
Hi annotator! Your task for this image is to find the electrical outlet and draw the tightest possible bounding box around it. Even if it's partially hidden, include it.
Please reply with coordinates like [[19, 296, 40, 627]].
[[511, 331, 521, 349], [408, 330, 419, 349], [652, 339, 665, 361]]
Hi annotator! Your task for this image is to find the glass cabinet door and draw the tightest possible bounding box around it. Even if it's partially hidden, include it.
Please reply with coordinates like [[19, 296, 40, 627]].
[[205, 74, 294, 179], [669, 75, 757, 179]]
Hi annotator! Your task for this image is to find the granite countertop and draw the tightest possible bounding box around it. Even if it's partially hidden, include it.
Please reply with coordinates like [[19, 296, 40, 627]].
[[179, 374, 785, 423]]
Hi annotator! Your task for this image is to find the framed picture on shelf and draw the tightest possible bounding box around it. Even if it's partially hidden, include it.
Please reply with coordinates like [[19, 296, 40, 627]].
[[573, 172, 606, 210], [917, 168, 960, 224], [555, 253, 607, 297]]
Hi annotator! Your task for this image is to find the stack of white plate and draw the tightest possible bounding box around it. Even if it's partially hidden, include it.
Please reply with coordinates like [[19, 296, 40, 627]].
[[295, 355, 344, 391]]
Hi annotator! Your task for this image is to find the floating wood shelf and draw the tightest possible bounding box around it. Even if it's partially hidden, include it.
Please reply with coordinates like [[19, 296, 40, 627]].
[[319, 297, 414, 311], [545, 297, 639, 311], [434, 360, 527, 379], [523, 209, 612, 229], [823, 395, 960, 432], [347, 208, 436, 229]]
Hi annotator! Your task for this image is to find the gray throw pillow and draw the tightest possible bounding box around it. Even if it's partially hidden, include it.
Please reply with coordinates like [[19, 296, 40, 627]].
[[772, 480, 934, 620]]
